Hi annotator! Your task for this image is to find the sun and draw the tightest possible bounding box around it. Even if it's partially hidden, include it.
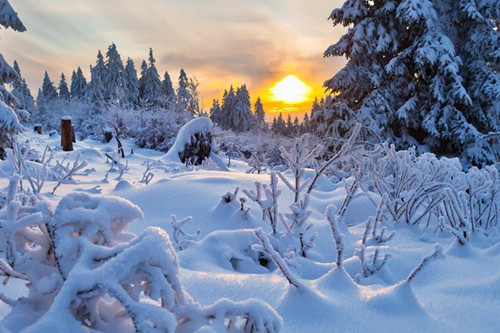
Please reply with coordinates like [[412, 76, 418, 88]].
[[270, 75, 311, 104]]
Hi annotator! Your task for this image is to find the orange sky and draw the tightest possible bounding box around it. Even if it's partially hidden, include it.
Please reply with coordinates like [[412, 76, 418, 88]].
[[1, 0, 347, 120]]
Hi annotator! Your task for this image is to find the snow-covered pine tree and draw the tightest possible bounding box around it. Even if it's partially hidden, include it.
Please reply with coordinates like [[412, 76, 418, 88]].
[[0, 0, 25, 105], [11, 61, 35, 114], [123, 57, 139, 107], [176, 68, 190, 112], [86, 50, 106, 106], [229, 84, 254, 132], [302, 112, 310, 133], [138, 59, 148, 101], [219, 86, 235, 130], [209, 98, 222, 125], [161, 69, 175, 106], [70, 67, 87, 101], [0, 0, 25, 159], [254, 97, 266, 129], [37, 71, 58, 108], [143, 48, 162, 107], [271, 113, 283, 135], [86, 65, 104, 109], [322, 0, 500, 166], [285, 114, 293, 136], [187, 76, 200, 115], [104, 42, 125, 102], [58, 73, 70, 101]]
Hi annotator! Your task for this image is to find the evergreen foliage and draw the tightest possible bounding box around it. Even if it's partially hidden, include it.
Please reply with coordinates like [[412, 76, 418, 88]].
[[58, 73, 70, 101], [38, 71, 58, 106], [104, 42, 125, 102], [123, 57, 139, 106], [0, 0, 24, 158], [321, 0, 500, 166], [70, 67, 87, 100], [11, 61, 35, 114], [254, 97, 266, 128], [161, 70, 175, 105], [176, 68, 190, 112], [143, 48, 162, 106]]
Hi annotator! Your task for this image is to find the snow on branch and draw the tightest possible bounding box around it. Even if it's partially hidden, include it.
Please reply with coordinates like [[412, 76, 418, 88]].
[[254, 228, 302, 289], [307, 122, 362, 194], [406, 244, 443, 283], [325, 205, 344, 267]]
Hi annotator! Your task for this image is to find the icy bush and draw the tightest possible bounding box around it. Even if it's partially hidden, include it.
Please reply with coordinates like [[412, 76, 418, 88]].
[[0, 174, 281, 332]]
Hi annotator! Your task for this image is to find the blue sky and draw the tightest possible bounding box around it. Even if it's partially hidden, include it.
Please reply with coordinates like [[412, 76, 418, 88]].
[[1, 0, 346, 114]]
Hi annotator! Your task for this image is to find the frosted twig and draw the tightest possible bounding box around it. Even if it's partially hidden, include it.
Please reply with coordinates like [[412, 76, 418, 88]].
[[254, 228, 302, 289], [406, 244, 443, 283]]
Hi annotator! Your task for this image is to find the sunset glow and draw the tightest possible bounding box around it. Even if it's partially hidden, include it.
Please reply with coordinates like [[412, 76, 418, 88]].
[[270, 75, 312, 104]]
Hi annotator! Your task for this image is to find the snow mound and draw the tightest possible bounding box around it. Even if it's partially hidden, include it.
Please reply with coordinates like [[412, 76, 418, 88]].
[[161, 117, 228, 171]]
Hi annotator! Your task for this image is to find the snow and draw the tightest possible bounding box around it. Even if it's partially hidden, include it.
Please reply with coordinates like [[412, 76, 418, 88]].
[[1, 130, 500, 332], [0, 101, 22, 132]]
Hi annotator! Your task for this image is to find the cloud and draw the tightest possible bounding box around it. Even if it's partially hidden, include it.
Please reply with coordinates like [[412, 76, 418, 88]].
[[0, 0, 347, 111]]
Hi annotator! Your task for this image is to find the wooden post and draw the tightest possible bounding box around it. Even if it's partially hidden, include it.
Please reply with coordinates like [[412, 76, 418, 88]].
[[61, 116, 73, 151], [33, 124, 42, 134]]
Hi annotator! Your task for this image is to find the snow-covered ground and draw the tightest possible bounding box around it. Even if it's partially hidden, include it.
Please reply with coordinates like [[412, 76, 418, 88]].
[[1, 130, 499, 332]]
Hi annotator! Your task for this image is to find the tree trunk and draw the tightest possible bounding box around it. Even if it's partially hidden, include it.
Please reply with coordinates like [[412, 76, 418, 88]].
[[34, 124, 42, 134], [61, 117, 73, 151]]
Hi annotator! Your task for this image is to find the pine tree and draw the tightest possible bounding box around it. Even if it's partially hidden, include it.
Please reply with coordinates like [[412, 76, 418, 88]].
[[285, 114, 293, 136], [143, 48, 162, 106], [302, 112, 310, 133], [322, 0, 500, 166], [86, 51, 106, 106], [254, 97, 266, 128], [123, 58, 139, 106], [187, 77, 200, 115], [293, 116, 300, 134], [104, 43, 125, 102], [11, 61, 35, 113], [161, 70, 175, 106], [229, 84, 253, 132], [138, 59, 148, 101], [38, 71, 58, 105], [58, 73, 70, 101], [176, 68, 190, 112], [70, 67, 87, 100], [0, 0, 25, 159], [272, 112, 286, 135], [209, 99, 222, 125], [86, 65, 104, 108], [0, 0, 25, 106]]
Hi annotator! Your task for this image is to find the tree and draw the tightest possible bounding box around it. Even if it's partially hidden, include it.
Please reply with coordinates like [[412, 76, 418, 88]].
[[322, 0, 500, 166], [254, 97, 266, 128], [85, 51, 106, 107], [143, 48, 162, 106], [70, 67, 87, 100], [230, 84, 253, 132], [161, 70, 175, 105], [104, 42, 125, 102], [58, 73, 70, 101], [86, 65, 104, 109], [176, 68, 190, 112], [138, 59, 148, 101], [11, 61, 35, 114], [0, 0, 25, 158], [123, 57, 139, 106], [37, 71, 58, 107], [271, 112, 286, 135], [209, 98, 222, 125]]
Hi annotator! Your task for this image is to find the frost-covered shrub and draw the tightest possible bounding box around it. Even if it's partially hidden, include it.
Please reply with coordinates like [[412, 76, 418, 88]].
[[133, 106, 190, 152], [0, 176, 281, 332], [0, 101, 23, 160]]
